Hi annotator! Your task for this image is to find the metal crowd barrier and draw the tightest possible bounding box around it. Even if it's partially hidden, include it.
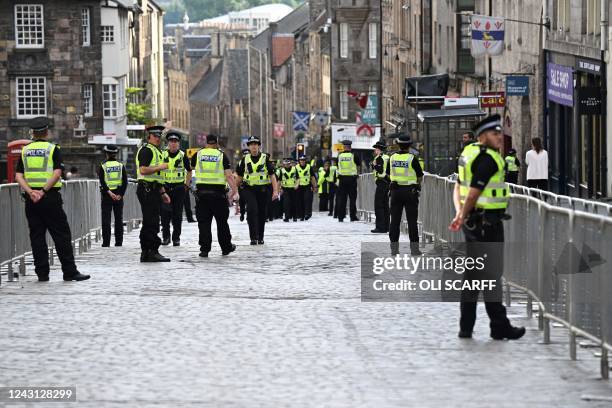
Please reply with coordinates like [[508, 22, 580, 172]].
[[0, 180, 141, 285], [357, 173, 612, 379]]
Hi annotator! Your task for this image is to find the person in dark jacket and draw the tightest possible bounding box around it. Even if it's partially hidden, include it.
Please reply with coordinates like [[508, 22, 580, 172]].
[[98, 145, 128, 247]]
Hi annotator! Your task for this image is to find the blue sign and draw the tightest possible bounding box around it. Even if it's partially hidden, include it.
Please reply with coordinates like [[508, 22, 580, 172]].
[[362, 95, 379, 125], [506, 76, 529, 96]]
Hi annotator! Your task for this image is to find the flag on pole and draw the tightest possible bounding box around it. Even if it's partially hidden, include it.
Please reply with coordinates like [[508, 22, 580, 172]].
[[292, 111, 310, 132], [347, 90, 368, 109], [470, 15, 505, 57]]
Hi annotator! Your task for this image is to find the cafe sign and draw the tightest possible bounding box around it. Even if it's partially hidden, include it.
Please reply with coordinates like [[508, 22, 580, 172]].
[[480, 91, 506, 108]]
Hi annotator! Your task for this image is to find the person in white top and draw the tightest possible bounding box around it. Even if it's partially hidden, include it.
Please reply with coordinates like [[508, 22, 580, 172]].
[[525, 137, 549, 190]]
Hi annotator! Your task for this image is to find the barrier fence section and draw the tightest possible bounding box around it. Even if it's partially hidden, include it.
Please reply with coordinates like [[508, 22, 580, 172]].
[[0, 180, 141, 284], [357, 173, 612, 379]]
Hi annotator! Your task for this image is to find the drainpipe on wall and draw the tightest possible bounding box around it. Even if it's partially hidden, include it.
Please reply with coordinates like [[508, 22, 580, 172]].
[[601, 0, 609, 196]]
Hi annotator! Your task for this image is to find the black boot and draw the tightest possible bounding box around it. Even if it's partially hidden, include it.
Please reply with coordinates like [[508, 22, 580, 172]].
[[149, 251, 171, 262], [491, 325, 526, 340], [458, 329, 473, 339], [63, 272, 91, 281], [410, 242, 422, 256], [222, 244, 237, 256], [390, 242, 399, 256], [161, 237, 171, 246], [140, 250, 150, 262]]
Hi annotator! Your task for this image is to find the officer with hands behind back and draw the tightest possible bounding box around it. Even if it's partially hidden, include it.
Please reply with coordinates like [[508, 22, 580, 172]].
[[99, 144, 128, 247]]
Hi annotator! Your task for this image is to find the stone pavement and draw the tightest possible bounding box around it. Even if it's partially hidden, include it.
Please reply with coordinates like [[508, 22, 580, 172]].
[[1, 212, 612, 407]]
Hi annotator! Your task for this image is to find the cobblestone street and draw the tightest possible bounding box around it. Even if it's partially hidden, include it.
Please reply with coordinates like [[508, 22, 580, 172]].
[[1, 213, 612, 407]]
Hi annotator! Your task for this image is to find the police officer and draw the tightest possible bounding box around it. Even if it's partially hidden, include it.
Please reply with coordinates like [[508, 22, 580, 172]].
[[279, 158, 298, 222], [328, 158, 338, 217], [336, 140, 361, 222], [449, 114, 525, 340], [317, 160, 335, 212], [161, 133, 192, 246], [371, 141, 390, 234], [99, 145, 128, 247], [235, 136, 279, 245], [504, 148, 520, 184], [14, 117, 90, 281], [295, 155, 316, 221], [190, 135, 236, 257], [136, 125, 171, 262], [387, 135, 424, 255]]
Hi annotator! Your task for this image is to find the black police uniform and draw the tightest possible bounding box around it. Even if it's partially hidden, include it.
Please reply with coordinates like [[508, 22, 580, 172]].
[[236, 153, 275, 243], [336, 151, 361, 222], [296, 163, 316, 220], [318, 167, 336, 212], [190, 151, 234, 256], [328, 163, 337, 217], [161, 150, 191, 245], [136, 143, 166, 257], [279, 166, 298, 222], [184, 183, 195, 222], [98, 158, 128, 247], [505, 155, 520, 184], [386, 148, 424, 250], [372, 153, 390, 232]]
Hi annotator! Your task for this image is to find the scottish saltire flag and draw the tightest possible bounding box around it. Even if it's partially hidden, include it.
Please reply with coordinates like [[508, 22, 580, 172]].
[[471, 15, 505, 57], [292, 111, 310, 131]]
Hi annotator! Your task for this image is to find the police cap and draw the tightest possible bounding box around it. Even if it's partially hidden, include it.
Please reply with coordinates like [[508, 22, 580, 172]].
[[372, 141, 387, 150], [30, 117, 49, 132], [206, 134, 218, 144], [246, 136, 261, 145], [396, 135, 412, 146], [472, 114, 502, 137], [146, 125, 165, 137], [166, 132, 181, 142], [341, 140, 353, 146], [104, 145, 118, 153]]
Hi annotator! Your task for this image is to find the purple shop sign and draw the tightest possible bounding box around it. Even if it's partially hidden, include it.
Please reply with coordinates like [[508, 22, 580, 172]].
[[547, 63, 574, 107]]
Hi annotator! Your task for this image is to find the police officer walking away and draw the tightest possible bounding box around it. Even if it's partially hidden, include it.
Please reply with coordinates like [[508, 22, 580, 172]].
[[191, 135, 236, 257], [15, 117, 90, 281], [279, 158, 298, 222], [504, 148, 520, 184], [136, 126, 171, 262], [336, 140, 361, 222], [317, 160, 335, 212], [387, 135, 424, 255], [99, 145, 128, 247], [295, 155, 316, 221], [371, 141, 390, 234], [449, 114, 525, 340], [161, 133, 192, 246], [235, 136, 279, 245]]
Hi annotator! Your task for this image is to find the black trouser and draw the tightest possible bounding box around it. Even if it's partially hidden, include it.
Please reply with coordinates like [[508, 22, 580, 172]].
[[238, 186, 247, 216], [389, 186, 419, 243], [282, 188, 297, 220], [242, 185, 270, 241], [506, 172, 519, 184], [296, 186, 313, 220], [336, 176, 358, 220], [319, 192, 329, 211], [195, 189, 233, 253], [374, 179, 390, 231], [25, 190, 78, 278], [460, 212, 510, 332], [137, 183, 162, 251], [161, 184, 185, 242], [328, 184, 336, 216], [184, 190, 194, 221], [101, 192, 124, 246]]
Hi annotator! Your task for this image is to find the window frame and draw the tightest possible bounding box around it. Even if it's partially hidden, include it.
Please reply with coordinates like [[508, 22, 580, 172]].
[[368, 22, 377, 59], [16, 76, 47, 119], [103, 84, 118, 118], [339, 84, 348, 120], [339, 23, 349, 59], [81, 7, 90, 46], [101, 25, 115, 43], [82, 84, 93, 117], [14, 4, 44, 49]]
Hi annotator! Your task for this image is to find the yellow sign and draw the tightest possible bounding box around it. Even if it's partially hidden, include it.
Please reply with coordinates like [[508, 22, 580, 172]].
[[333, 143, 344, 152], [186, 148, 200, 159]]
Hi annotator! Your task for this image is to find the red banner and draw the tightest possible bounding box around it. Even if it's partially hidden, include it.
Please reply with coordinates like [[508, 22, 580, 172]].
[[273, 123, 285, 139]]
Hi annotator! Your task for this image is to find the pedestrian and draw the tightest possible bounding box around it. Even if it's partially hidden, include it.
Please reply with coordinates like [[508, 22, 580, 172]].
[[14, 117, 90, 281], [190, 135, 237, 258], [328, 158, 338, 217], [99, 145, 128, 247], [387, 135, 423, 255], [504, 148, 520, 184], [461, 131, 475, 148], [279, 158, 298, 222], [525, 137, 549, 190], [336, 140, 361, 222], [135, 125, 171, 262], [317, 160, 334, 212], [235, 136, 280, 245], [295, 155, 316, 221], [371, 141, 390, 234], [160, 132, 192, 247], [449, 114, 525, 340], [65, 166, 80, 180]]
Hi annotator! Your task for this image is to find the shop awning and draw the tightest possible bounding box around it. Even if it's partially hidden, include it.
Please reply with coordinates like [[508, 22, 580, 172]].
[[417, 108, 486, 122]]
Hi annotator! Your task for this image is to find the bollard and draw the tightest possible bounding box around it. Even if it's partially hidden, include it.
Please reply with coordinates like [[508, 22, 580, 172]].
[[526, 295, 533, 319], [49, 248, 54, 266], [543, 317, 550, 344], [569, 332, 577, 360], [601, 348, 609, 380], [7, 262, 14, 282], [19, 257, 26, 276], [87, 234, 92, 249], [95, 229, 99, 242]]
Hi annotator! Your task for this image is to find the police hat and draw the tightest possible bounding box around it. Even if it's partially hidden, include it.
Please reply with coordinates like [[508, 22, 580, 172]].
[[246, 136, 261, 145], [30, 117, 49, 132], [283, 157, 292, 164], [206, 134, 218, 144], [166, 132, 181, 142], [241, 148, 249, 154], [472, 114, 502, 137], [146, 125, 165, 137], [298, 155, 307, 160], [508, 148, 517, 155], [372, 141, 386, 150], [104, 145, 118, 153], [396, 135, 412, 145], [341, 139, 353, 146]]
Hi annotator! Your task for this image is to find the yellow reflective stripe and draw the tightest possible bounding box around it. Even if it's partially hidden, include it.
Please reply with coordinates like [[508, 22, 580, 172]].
[[137, 144, 164, 182], [244, 154, 270, 185], [195, 149, 225, 185]]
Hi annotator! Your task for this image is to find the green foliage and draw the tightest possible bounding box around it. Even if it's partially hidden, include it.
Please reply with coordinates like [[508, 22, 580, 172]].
[[125, 88, 152, 125]]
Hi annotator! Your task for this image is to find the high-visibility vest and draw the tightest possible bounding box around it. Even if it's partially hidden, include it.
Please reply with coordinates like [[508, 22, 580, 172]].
[[374, 154, 390, 179], [296, 164, 312, 186], [243, 153, 271, 186], [389, 153, 418, 186], [136, 143, 164, 183], [337, 152, 357, 176], [21, 140, 62, 188], [505, 156, 519, 172], [195, 148, 225, 185], [163, 150, 187, 184], [101, 160, 123, 190], [458, 143, 509, 210], [280, 167, 297, 188]]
